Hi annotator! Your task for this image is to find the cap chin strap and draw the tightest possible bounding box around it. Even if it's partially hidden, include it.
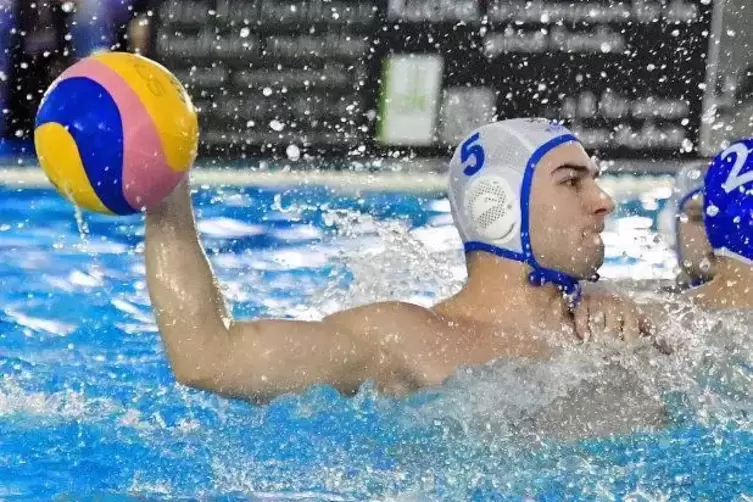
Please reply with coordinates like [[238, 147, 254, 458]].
[[528, 267, 585, 299], [688, 276, 707, 288], [463, 241, 592, 307], [527, 264, 588, 309]]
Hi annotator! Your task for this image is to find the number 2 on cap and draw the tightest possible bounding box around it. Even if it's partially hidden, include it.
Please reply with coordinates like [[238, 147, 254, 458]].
[[721, 142, 753, 194], [461, 132, 485, 176]]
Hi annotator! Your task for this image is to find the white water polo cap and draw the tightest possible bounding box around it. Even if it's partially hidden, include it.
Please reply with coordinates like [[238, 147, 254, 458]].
[[448, 118, 586, 297]]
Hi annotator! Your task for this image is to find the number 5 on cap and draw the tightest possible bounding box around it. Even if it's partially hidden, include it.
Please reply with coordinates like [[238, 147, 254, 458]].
[[462, 132, 486, 176]]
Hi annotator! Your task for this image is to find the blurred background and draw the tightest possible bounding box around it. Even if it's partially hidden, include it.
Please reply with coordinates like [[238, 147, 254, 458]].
[[0, 0, 749, 168]]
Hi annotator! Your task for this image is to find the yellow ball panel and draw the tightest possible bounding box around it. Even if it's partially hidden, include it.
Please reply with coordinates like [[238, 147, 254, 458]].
[[34, 123, 113, 215]]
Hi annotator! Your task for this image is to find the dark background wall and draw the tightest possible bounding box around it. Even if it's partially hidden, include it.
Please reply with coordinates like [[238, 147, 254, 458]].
[[1, 0, 749, 162]]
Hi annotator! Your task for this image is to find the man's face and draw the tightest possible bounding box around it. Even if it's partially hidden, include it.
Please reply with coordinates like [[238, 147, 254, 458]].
[[528, 143, 615, 278], [677, 193, 715, 283]]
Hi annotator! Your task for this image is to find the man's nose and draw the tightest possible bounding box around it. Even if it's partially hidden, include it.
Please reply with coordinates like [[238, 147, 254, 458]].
[[587, 180, 615, 217]]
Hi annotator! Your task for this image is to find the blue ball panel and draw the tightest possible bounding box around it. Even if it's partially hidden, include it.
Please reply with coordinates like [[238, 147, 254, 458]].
[[36, 77, 135, 215]]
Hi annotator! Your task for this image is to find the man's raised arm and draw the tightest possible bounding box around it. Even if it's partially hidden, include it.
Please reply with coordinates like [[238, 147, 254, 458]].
[[144, 179, 384, 402]]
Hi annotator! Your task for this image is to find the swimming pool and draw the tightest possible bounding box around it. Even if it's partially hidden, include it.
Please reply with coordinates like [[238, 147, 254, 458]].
[[1, 170, 753, 500]]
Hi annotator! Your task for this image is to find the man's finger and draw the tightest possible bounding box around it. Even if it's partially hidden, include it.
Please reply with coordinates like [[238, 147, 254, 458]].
[[603, 308, 622, 337], [588, 310, 606, 340], [574, 303, 591, 342], [622, 314, 640, 343]]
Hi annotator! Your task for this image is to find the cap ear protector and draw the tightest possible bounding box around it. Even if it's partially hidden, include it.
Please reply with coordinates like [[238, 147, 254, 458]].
[[463, 174, 521, 244]]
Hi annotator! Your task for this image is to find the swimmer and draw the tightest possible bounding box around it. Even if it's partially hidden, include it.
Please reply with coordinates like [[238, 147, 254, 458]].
[[144, 118, 654, 402], [682, 138, 753, 310], [657, 163, 715, 292]]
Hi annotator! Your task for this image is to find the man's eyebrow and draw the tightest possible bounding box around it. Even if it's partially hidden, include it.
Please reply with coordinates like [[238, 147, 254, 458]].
[[552, 163, 598, 177]]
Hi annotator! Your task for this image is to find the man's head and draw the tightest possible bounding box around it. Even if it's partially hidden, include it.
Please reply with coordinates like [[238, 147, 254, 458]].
[[658, 163, 715, 286], [447, 118, 614, 293], [703, 138, 753, 266]]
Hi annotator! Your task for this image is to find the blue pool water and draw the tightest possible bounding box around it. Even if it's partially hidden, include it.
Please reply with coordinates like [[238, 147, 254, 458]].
[[1, 177, 753, 500]]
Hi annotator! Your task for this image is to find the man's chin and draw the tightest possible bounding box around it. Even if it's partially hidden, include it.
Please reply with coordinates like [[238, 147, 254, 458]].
[[538, 240, 604, 279], [556, 259, 602, 281], [581, 252, 605, 281], [575, 241, 604, 277], [571, 266, 601, 282]]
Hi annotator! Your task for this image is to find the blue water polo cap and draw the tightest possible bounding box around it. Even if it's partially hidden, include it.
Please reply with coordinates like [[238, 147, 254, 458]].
[[704, 137, 753, 265]]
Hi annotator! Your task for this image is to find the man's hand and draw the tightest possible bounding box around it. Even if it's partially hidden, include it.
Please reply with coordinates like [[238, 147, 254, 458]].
[[573, 284, 655, 344]]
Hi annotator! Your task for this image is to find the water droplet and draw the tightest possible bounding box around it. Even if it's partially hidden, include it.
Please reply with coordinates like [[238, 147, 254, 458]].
[[706, 205, 719, 217], [269, 119, 284, 132], [240, 27, 250, 38], [286, 144, 301, 161], [262, 87, 273, 97]]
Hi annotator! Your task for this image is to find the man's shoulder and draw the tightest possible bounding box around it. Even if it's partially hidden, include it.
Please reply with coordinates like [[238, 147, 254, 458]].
[[324, 301, 440, 337]]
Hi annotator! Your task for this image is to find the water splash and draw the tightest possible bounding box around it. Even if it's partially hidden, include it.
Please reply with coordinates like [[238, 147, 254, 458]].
[[313, 208, 464, 313], [2, 186, 753, 499]]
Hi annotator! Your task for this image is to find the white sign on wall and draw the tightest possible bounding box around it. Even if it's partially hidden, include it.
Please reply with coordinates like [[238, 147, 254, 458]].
[[377, 54, 444, 146]]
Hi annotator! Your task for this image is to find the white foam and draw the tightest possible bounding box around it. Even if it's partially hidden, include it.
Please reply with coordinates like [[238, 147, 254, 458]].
[[3, 309, 77, 336], [0, 378, 117, 420], [271, 225, 324, 242], [197, 217, 266, 238]]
